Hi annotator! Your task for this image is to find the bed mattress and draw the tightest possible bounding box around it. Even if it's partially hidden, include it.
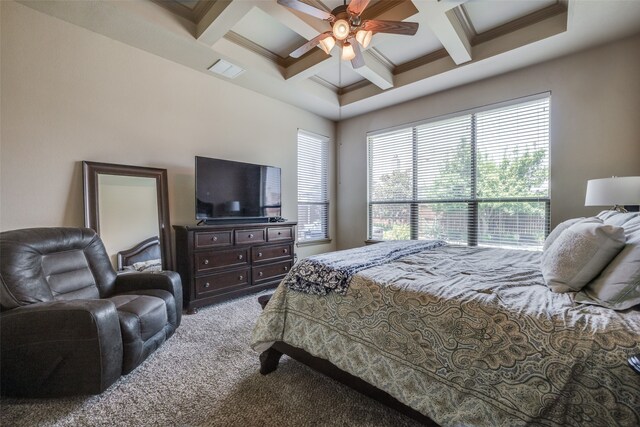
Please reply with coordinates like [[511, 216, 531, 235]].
[[251, 245, 640, 426]]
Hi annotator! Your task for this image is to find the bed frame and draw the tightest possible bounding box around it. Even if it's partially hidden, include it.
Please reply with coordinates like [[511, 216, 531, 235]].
[[257, 295, 439, 426], [116, 236, 161, 271]]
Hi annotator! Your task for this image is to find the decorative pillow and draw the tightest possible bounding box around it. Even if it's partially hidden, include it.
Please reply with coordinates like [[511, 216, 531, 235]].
[[541, 220, 626, 293], [543, 217, 586, 251], [576, 213, 640, 310], [131, 259, 162, 272]]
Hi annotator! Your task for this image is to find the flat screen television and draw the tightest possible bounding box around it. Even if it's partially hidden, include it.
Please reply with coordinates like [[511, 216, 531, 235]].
[[195, 156, 281, 222]]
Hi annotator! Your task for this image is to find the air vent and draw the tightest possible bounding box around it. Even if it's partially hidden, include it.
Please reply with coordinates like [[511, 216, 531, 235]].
[[208, 59, 245, 79]]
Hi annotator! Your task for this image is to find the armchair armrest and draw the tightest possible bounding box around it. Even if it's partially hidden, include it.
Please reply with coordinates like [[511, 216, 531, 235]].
[[1, 299, 122, 396], [115, 270, 182, 326]]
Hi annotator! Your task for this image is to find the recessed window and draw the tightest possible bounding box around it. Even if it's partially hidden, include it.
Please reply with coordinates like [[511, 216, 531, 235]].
[[298, 130, 330, 244], [368, 94, 550, 250]]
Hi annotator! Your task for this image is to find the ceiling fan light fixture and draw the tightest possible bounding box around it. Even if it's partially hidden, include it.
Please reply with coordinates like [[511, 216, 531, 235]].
[[318, 36, 336, 55], [332, 19, 351, 40], [341, 42, 356, 61], [355, 29, 372, 48]]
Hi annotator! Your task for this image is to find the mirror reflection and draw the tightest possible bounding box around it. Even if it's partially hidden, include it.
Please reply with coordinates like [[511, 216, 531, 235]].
[[82, 161, 173, 271], [98, 174, 159, 268]]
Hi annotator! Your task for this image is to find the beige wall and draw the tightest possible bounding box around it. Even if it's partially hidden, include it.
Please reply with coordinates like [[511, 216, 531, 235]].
[[336, 34, 640, 250], [0, 1, 337, 258]]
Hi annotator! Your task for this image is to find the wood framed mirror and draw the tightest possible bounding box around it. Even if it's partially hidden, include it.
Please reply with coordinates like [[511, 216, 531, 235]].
[[82, 161, 173, 271]]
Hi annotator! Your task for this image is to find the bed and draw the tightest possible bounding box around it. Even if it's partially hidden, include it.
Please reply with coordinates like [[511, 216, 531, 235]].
[[116, 236, 162, 272], [251, 211, 640, 426]]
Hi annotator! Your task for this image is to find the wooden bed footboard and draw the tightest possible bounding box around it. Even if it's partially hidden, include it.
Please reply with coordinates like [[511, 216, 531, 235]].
[[259, 341, 438, 426]]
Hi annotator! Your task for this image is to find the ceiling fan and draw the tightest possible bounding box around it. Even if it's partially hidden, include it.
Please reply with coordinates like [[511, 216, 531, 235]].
[[277, 0, 419, 69]]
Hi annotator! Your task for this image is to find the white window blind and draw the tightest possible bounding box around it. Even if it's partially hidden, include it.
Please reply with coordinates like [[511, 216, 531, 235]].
[[368, 95, 550, 249], [298, 130, 329, 243]]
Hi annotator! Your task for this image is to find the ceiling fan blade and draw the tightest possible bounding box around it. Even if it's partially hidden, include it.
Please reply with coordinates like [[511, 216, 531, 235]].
[[347, 0, 371, 16], [290, 32, 331, 58], [277, 0, 333, 21], [362, 20, 419, 35], [349, 38, 365, 69]]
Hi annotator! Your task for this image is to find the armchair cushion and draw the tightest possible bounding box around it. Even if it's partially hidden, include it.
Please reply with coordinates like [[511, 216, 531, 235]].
[[115, 271, 182, 327], [0, 228, 117, 309], [0, 299, 122, 396]]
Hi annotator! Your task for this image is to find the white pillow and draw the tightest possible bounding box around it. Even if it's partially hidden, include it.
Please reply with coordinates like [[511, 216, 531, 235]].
[[131, 259, 162, 272], [543, 217, 585, 251], [541, 221, 626, 293], [576, 213, 640, 310]]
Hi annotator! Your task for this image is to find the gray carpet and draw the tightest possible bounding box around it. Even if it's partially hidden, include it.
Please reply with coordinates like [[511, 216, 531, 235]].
[[1, 292, 421, 426]]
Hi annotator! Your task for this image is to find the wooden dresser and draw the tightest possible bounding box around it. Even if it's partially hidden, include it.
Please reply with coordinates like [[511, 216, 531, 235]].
[[173, 222, 296, 313]]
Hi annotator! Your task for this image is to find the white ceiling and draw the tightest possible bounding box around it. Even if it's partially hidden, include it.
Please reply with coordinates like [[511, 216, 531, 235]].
[[18, 0, 640, 121]]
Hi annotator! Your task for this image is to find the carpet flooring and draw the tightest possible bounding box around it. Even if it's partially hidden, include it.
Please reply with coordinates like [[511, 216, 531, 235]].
[[1, 291, 421, 426]]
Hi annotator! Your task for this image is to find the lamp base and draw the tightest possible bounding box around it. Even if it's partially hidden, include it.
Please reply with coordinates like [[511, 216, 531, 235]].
[[611, 205, 629, 213]]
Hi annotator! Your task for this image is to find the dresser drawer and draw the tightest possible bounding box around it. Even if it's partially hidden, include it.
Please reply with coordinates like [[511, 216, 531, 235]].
[[195, 248, 248, 273], [235, 228, 266, 245], [252, 243, 293, 263], [252, 260, 292, 285], [195, 231, 232, 249], [195, 269, 250, 296], [267, 226, 294, 242]]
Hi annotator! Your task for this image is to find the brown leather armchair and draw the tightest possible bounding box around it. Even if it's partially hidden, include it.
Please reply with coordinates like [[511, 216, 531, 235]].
[[0, 227, 182, 397]]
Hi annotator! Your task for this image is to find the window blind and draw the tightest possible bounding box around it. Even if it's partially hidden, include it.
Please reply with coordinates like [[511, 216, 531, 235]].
[[298, 130, 329, 242], [368, 95, 550, 249]]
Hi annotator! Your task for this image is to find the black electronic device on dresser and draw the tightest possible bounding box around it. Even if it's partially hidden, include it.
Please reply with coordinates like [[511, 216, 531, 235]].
[[195, 156, 282, 224], [174, 222, 296, 313]]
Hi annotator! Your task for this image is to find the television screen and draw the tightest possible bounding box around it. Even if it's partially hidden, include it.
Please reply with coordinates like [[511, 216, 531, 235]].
[[195, 156, 281, 220]]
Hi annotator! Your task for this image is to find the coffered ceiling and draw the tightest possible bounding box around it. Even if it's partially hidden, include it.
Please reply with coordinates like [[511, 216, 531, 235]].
[[18, 0, 640, 120]]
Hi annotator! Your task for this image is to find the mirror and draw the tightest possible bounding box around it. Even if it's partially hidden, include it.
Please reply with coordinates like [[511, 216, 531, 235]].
[[83, 161, 173, 271]]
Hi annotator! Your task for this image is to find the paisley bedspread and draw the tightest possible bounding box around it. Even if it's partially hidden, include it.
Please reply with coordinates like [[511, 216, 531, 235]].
[[251, 245, 640, 426]]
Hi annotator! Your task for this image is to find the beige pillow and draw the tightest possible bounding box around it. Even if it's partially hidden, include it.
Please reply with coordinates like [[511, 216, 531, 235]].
[[541, 221, 626, 293], [576, 213, 640, 310]]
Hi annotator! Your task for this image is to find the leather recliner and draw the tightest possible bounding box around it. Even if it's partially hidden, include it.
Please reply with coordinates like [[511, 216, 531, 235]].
[[0, 227, 182, 397]]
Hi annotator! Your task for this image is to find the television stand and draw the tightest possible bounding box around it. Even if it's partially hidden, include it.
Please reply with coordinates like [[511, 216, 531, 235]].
[[173, 221, 297, 312]]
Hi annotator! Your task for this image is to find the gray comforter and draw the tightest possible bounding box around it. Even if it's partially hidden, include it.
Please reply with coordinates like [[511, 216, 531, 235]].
[[252, 245, 640, 426]]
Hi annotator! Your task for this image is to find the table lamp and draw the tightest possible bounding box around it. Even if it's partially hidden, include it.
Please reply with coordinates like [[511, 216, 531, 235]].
[[585, 176, 640, 212]]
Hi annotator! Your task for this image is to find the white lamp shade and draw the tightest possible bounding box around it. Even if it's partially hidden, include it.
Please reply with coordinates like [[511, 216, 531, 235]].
[[585, 176, 640, 206], [318, 36, 336, 54], [332, 19, 350, 40], [355, 30, 372, 48], [341, 42, 356, 61]]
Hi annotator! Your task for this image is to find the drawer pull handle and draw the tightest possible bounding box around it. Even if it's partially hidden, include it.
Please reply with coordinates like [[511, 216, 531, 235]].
[[284, 266, 289, 271], [239, 275, 244, 281], [283, 249, 288, 254], [238, 254, 243, 260], [248, 234, 254, 238], [203, 259, 209, 265], [212, 236, 218, 241], [259, 271, 263, 277], [258, 252, 263, 257], [205, 282, 211, 288], [278, 231, 282, 235]]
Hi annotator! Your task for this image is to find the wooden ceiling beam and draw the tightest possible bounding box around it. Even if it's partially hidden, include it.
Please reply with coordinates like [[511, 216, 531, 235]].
[[196, 1, 254, 45], [352, 51, 394, 90], [413, 0, 472, 65]]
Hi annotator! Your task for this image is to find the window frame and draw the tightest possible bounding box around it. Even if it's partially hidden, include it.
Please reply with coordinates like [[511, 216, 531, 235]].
[[367, 93, 551, 248], [297, 129, 331, 246]]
